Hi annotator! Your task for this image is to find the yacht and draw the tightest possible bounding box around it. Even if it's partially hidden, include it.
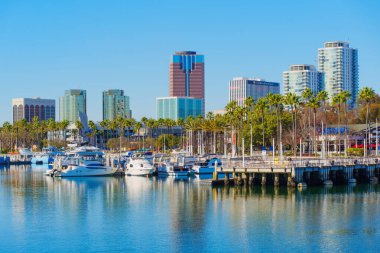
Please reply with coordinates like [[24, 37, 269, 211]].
[[47, 157, 117, 177], [31, 146, 65, 164], [192, 157, 222, 174], [125, 158, 154, 176]]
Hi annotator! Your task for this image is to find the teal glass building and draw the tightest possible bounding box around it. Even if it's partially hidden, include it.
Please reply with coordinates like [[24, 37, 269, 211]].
[[156, 97, 204, 120], [59, 89, 87, 122], [102, 89, 131, 120]]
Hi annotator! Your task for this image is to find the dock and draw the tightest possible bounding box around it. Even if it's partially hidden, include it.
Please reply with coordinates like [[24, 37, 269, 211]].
[[206, 157, 380, 187]]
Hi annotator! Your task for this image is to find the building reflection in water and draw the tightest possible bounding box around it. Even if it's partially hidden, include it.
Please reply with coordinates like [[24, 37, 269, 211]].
[[0, 165, 379, 252]]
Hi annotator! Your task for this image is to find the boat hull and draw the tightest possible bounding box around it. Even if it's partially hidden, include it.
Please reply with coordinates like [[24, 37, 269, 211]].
[[158, 170, 190, 177], [54, 166, 116, 177], [192, 166, 215, 174], [126, 168, 154, 176], [31, 156, 53, 165]]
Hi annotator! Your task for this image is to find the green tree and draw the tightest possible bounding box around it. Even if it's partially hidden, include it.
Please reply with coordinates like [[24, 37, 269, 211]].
[[358, 87, 376, 156]]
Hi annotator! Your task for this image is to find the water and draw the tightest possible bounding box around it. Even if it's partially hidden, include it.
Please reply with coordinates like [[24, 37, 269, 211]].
[[0, 165, 379, 252]]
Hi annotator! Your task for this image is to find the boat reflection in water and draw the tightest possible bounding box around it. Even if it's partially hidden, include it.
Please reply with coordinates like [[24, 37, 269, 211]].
[[0, 165, 380, 252]]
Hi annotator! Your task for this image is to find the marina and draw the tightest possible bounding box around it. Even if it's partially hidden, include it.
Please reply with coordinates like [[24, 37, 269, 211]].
[[4, 146, 380, 188]]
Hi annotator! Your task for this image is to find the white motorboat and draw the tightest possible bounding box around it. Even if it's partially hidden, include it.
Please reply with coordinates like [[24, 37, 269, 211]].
[[47, 156, 117, 177], [125, 158, 154, 176], [192, 158, 222, 174], [157, 161, 193, 177]]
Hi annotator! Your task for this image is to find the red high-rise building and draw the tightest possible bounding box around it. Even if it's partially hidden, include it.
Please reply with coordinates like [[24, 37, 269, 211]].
[[169, 51, 205, 102]]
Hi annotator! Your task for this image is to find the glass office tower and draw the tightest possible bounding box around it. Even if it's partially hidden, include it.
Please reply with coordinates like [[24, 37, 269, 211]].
[[59, 89, 87, 122], [103, 89, 131, 120]]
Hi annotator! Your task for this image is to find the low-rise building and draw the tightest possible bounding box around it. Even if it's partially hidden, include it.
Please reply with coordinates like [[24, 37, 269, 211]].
[[156, 96, 204, 120], [12, 97, 55, 123]]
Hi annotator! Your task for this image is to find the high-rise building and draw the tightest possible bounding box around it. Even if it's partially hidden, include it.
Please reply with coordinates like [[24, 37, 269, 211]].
[[283, 64, 323, 97], [102, 89, 131, 120], [169, 51, 205, 101], [318, 41, 358, 108], [229, 77, 280, 106], [12, 97, 55, 123], [156, 97, 204, 121], [59, 89, 87, 122]]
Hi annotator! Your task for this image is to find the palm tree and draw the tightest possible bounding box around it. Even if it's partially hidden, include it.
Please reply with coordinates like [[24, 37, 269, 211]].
[[99, 120, 109, 149], [134, 121, 143, 149], [176, 118, 185, 150], [146, 118, 156, 150], [122, 118, 135, 150], [75, 120, 83, 143], [255, 97, 268, 149], [307, 97, 320, 156], [341, 91, 351, 154], [141, 117, 149, 149], [185, 116, 197, 155], [244, 96, 255, 156], [302, 88, 313, 152], [332, 92, 349, 156], [284, 92, 300, 155], [2, 122, 12, 151], [316, 90, 329, 128], [59, 120, 69, 143], [358, 87, 376, 156], [225, 101, 238, 157], [88, 120, 97, 146], [267, 93, 283, 156]]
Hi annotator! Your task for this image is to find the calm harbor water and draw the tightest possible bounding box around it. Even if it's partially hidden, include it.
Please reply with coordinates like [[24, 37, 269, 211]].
[[0, 165, 379, 252]]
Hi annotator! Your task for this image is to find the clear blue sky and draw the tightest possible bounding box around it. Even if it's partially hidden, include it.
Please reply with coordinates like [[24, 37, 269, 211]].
[[1, 0, 379, 123]]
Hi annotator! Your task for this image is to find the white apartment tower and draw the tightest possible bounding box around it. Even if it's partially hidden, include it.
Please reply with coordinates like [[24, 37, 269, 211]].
[[283, 64, 323, 97], [318, 41, 358, 108]]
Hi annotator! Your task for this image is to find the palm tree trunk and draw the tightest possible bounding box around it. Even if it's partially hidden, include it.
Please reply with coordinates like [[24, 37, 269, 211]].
[[313, 110, 316, 156], [262, 113, 265, 148], [366, 102, 370, 156]]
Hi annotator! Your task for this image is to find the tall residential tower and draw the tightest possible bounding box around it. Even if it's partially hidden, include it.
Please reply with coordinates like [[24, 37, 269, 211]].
[[318, 41, 358, 108], [283, 64, 323, 97], [59, 89, 87, 122], [102, 89, 131, 121]]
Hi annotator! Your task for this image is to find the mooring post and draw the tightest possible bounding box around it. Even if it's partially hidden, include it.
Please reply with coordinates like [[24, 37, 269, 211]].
[[287, 174, 294, 187], [250, 173, 255, 185], [224, 172, 229, 186], [237, 173, 242, 185], [232, 167, 236, 185], [244, 168, 248, 186], [261, 174, 266, 186], [213, 161, 219, 180], [274, 173, 279, 187]]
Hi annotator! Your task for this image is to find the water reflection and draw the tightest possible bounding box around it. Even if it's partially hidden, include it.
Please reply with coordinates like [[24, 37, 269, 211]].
[[0, 165, 379, 252]]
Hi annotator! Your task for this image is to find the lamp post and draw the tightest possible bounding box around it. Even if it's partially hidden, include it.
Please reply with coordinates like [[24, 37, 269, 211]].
[[376, 118, 379, 156]]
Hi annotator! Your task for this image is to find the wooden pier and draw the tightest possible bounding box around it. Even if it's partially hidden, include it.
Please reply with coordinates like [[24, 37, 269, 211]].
[[207, 158, 380, 187]]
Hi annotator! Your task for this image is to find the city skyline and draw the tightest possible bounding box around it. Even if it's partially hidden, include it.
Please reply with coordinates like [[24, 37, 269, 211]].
[[1, 1, 379, 124]]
